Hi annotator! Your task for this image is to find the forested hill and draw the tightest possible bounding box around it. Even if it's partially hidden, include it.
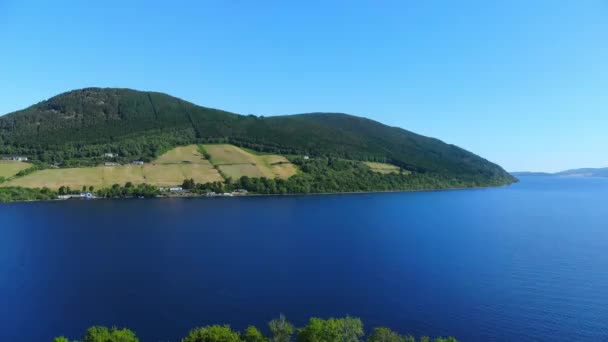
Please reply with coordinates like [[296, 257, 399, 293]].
[[0, 88, 515, 185]]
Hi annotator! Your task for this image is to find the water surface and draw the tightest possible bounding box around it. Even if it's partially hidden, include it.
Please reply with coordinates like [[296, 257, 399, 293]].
[[1, 177, 607, 341]]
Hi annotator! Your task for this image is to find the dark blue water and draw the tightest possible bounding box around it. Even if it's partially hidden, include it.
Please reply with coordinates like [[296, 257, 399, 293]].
[[1, 177, 607, 341]]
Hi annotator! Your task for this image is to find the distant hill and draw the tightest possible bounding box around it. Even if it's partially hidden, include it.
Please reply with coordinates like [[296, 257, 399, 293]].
[[512, 168, 608, 178], [556, 168, 608, 177], [0, 87, 515, 187], [510, 171, 554, 177]]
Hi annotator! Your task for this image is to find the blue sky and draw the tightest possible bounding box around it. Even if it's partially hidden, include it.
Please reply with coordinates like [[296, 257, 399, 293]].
[[0, 1, 606, 172]]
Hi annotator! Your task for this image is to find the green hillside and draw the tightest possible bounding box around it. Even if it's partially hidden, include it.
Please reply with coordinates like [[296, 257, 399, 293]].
[[0, 88, 515, 186]]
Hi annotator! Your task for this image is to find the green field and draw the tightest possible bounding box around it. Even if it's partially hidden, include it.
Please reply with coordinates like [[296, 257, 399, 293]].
[[364, 162, 406, 174], [3, 145, 225, 189], [154, 145, 208, 164], [203, 144, 297, 179], [1, 144, 296, 189], [0, 161, 31, 178], [7, 167, 106, 189]]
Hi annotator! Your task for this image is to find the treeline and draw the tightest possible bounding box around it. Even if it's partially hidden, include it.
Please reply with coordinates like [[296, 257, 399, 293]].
[[183, 157, 513, 195], [94, 183, 160, 198], [0, 186, 57, 202], [54, 315, 456, 342], [0, 183, 161, 203]]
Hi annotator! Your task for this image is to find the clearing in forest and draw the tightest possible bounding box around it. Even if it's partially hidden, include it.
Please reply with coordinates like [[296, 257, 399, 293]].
[[202, 144, 297, 179], [364, 162, 406, 174]]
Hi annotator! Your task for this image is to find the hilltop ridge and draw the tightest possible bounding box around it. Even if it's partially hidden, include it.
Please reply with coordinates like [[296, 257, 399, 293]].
[[0, 87, 515, 187]]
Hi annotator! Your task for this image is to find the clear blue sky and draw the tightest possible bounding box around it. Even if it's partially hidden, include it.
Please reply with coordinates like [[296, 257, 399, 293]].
[[1, 1, 606, 172]]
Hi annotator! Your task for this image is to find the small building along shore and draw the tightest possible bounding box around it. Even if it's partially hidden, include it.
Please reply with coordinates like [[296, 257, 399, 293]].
[[58, 192, 96, 200]]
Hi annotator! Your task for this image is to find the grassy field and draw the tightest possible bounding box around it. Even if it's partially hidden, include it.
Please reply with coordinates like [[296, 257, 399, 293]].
[[154, 145, 207, 164], [0, 161, 31, 178], [364, 162, 405, 174], [204, 144, 257, 165], [145, 144, 223, 185], [7, 167, 105, 189], [4, 145, 224, 189], [1, 144, 296, 189], [203, 144, 297, 179]]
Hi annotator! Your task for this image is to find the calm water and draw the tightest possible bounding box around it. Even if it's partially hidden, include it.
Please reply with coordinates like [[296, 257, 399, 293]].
[[1, 177, 607, 341]]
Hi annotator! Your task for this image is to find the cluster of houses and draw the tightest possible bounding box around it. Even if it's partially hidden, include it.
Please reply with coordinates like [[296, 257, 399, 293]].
[[102, 152, 144, 166], [57, 192, 96, 200], [156, 187, 248, 197], [103, 161, 145, 167], [1, 156, 28, 162], [205, 189, 248, 197], [159, 186, 185, 192]]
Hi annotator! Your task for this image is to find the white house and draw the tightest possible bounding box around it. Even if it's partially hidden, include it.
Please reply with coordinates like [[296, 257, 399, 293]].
[[2, 156, 28, 162], [169, 187, 183, 192], [132, 161, 144, 165], [103, 153, 117, 158]]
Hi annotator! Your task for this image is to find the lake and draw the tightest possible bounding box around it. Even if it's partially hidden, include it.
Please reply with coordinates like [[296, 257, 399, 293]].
[[1, 177, 607, 341]]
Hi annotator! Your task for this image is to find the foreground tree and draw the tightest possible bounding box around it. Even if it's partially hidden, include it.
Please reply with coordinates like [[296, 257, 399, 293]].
[[298, 316, 364, 342], [82, 326, 139, 342], [182, 325, 241, 342], [53, 337, 69, 342], [367, 327, 412, 342], [269, 314, 294, 342], [244, 326, 270, 342]]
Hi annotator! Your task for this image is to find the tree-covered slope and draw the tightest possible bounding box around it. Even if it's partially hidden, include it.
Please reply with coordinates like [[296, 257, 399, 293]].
[[0, 87, 515, 185]]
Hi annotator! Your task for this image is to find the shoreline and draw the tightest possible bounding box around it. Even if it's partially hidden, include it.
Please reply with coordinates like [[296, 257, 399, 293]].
[[0, 182, 516, 204]]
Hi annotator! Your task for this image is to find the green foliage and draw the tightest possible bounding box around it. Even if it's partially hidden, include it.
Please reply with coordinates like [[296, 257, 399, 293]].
[[182, 178, 196, 189], [0, 88, 515, 186], [269, 314, 295, 342], [244, 326, 271, 342], [82, 326, 139, 342], [14, 164, 43, 177], [298, 317, 364, 342], [189, 157, 512, 196], [198, 144, 212, 160], [0, 186, 57, 202], [59, 318, 456, 342], [95, 183, 160, 198], [182, 325, 241, 342], [367, 327, 414, 342]]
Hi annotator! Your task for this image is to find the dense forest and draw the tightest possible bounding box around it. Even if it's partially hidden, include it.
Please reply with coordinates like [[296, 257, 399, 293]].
[[54, 315, 457, 342], [0, 88, 515, 186]]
